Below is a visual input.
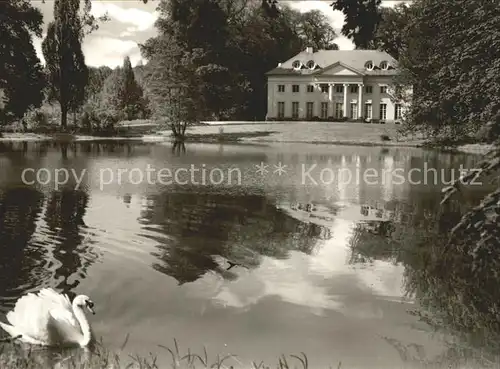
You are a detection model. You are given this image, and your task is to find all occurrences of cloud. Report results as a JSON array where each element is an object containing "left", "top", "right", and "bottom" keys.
[
  {"left": 33, "top": 35, "right": 144, "bottom": 68},
  {"left": 83, "top": 37, "right": 144, "bottom": 68},
  {"left": 91, "top": 2, "right": 158, "bottom": 34},
  {"left": 33, "top": 36, "right": 45, "bottom": 64},
  {"left": 381, "top": 0, "right": 409, "bottom": 7},
  {"left": 208, "top": 218, "right": 407, "bottom": 316},
  {"left": 285, "top": 1, "right": 345, "bottom": 29}
]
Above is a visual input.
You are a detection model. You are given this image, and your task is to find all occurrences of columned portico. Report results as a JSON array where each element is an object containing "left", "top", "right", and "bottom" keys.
[
  {"left": 265, "top": 48, "right": 405, "bottom": 122},
  {"left": 343, "top": 83, "right": 348, "bottom": 117}
]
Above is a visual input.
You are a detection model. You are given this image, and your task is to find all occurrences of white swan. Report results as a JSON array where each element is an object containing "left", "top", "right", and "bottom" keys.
[{"left": 0, "top": 288, "right": 95, "bottom": 347}]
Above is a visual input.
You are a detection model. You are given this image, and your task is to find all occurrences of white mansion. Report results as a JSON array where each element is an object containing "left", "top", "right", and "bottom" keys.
[{"left": 266, "top": 48, "right": 408, "bottom": 123}]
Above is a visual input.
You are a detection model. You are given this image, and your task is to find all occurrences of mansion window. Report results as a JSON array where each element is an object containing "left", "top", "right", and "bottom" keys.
[
  {"left": 277, "top": 102, "right": 285, "bottom": 118},
  {"left": 278, "top": 85, "right": 285, "bottom": 92},
  {"left": 395, "top": 104, "right": 402, "bottom": 120},
  {"left": 321, "top": 102, "right": 328, "bottom": 119},
  {"left": 306, "top": 102, "right": 314, "bottom": 118},
  {"left": 365, "top": 85, "right": 373, "bottom": 94},
  {"left": 335, "top": 103, "right": 343, "bottom": 119},
  {"left": 350, "top": 85, "right": 359, "bottom": 93},
  {"left": 364, "top": 103, "right": 372, "bottom": 119},
  {"left": 321, "top": 84, "right": 329, "bottom": 93},
  {"left": 307, "top": 85, "right": 314, "bottom": 93},
  {"left": 292, "top": 85, "right": 300, "bottom": 93},
  {"left": 350, "top": 103, "right": 358, "bottom": 119},
  {"left": 380, "top": 103, "right": 387, "bottom": 120},
  {"left": 292, "top": 102, "right": 299, "bottom": 118},
  {"left": 335, "top": 85, "right": 344, "bottom": 93},
  {"left": 380, "top": 86, "right": 388, "bottom": 94}
]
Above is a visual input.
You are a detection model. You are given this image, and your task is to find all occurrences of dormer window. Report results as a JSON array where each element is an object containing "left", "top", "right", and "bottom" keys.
[
  {"left": 306, "top": 60, "right": 316, "bottom": 70},
  {"left": 365, "top": 61, "right": 374, "bottom": 71},
  {"left": 292, "top": 60, "right": 302, "bottom": 70},
  {"left": 380, "top": 61, "right": 389, "bottom": 70}
]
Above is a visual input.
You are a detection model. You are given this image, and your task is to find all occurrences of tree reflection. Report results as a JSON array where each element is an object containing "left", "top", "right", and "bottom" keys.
[
  {"left": 44, "top": 189, "right": 99, "bottom": 293},
  {"left": 172, "top": 141, "right": 186, "bottom": 156},
  {"left": 139, "top": 191, "right": 329, "bottom": 284},
  {"left": 0, "top": 188, "right": 45, "bottom": 307},
  {"left": 348, "top": 191, "right": 500, "bottom": 364}
]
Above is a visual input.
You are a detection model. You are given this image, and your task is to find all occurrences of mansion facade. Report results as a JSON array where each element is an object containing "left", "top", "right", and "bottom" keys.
[{"left": 266, "top": 48, "right": 409, "bottom": 123}]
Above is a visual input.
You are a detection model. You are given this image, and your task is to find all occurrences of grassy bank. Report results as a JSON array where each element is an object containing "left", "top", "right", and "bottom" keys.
[
  {"left": 0, "top": 338, "right": 319, "bottom": 369},
  {"left": 0, "top": 121, "right": 494, "bottom": 155},
  {"left": 182, "top": 121, "right": 424, "bottom": 147},
  {"left": 1, "top": 339, "right": 497, "bottom": 369},
  {"left": 183, "top": 131, "right": 277, "bottom": 143}
]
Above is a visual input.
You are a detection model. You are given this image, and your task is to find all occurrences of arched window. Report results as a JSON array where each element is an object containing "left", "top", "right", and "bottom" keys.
[
  {"left": 292, "top": 60, "right": 302, "bottom": 70},
  {"left": 365, "top": 61, "right": 374, "bottom": 71}
]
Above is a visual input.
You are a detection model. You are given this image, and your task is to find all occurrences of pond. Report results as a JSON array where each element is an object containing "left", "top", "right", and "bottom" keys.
[{"left": 0, "top": 140, "right": 496, "bottom": 368}]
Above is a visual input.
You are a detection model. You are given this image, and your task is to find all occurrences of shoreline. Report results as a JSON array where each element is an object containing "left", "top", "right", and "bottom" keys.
[{"left": 0, "top": 132, "right": 494, "bottom": 155}]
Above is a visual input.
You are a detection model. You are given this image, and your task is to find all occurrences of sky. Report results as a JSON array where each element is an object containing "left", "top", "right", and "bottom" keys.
[{"left": 33, "top": 0, "right": 406, "bottom": 69}]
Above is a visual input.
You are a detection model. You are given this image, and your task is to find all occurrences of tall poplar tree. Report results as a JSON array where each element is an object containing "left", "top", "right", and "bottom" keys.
[
  {"left": 118, "top": 56, "right": 145, "bottom": 120},
  {"left": 42, "top": 0, "right": 89, "bottom": 129}
]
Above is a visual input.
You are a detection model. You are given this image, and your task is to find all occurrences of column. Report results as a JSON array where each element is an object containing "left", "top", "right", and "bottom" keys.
[
  {"left": 328, "top": 83, "right": 333, "bottom": 101},
  {"left": 343, "top": 83, "right": 348, "bottom": 117},
  {"left": 358, "top": 83, "right": 363, "bottom": 119}
]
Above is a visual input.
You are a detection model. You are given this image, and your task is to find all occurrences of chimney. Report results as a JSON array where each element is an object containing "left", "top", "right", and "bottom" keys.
[{"left": 306, "top": 46, "right": 313, "bottom": 53}]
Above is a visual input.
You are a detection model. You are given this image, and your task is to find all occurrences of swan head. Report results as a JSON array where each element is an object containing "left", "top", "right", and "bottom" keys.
[{"left": 73, "top": 295, "right": 95, "bottom": 315}]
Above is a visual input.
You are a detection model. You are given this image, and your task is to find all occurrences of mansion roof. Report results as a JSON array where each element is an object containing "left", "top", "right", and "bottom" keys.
[{"left": 266, "top": 49, "right": 398, "bottom": 77}]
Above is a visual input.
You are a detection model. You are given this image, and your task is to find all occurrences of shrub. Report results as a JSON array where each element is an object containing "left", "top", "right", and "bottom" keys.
[
  {"left": 24, "top": 108, "right": 50, "bottom": 131},
  {"left": 380, "top": 134, "right": 391, "bottom": 141}
]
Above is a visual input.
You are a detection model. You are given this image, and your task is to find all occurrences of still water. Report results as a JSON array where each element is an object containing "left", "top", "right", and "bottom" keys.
[{"left": 0, "top": 141, "right": 495, "bottom": 368}]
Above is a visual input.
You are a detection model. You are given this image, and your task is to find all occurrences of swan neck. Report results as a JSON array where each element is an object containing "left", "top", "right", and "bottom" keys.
[{"left": 72, "top": 302, "right": 92, "bottom": 347}]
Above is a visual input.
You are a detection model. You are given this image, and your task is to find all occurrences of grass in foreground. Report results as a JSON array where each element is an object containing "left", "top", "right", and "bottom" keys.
[
  {"left": 0, "top": 337, "right": 317, "bottom": 369},
  {"left": 1, "top": 335, "right": 499, "bottom": 369}
]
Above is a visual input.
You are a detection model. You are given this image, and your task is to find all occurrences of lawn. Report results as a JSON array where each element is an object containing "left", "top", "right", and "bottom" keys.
[{"left": 182, "top": 121, "right": 423, "bottom": 146}]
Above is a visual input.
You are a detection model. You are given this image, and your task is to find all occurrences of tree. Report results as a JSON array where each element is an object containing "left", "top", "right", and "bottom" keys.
[
  {"left": 332, "top": 0, "right": 382, "bottom": 49},
  {"left": 0, "top": 0, "right": 46, "bottom": 125},
  {"left": 223, "top": 5, "right": 303, "bottom": 119},
  {"left": 41, "top": 0, "right": 106, "bottom": 129},
  {"left": 368, "top": 4, "right": 413, "bottom": 60},
  {"left": 42, "top": 0, "right": 90, "bottom": 129},
  {"left": 85, "top": 66, "right": 112, "bottom": 101},
  {"left": 278, "top": 7, "right": 338, "bottom": 51},
  {"left": 398, "top": 0, "right": 500, "bottom": 140},
  {"left": 117, "top": 56, "right": 146, "bottom": 120},
  {"left": 143, "top": 0, "right": 236, "bottom": 131},
  {"left": 143, "top": 35, "right": 202, "bottom": 139},
  {"left": 390, "top": 0, "right": 500, "bottom": 355}
]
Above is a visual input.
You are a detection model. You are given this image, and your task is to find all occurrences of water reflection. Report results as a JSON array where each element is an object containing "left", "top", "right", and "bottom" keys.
[
  {"left": 0, "top": 140, "right": 496, "bottom": 367},
  {"left": 348, "top": 192, "right": 500, "bottom": 365},
  {"left": 139, "top": 192, "right": 330, "bottom": 285},
  {"left": 44, "top": 189, "right": 99, "bottom": 292},
  {"left": 0, "top": 188, "right": 100, "bottom": 310},
  {"left": 0, "top": 188, "right": 45, "bottom": 303}
]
